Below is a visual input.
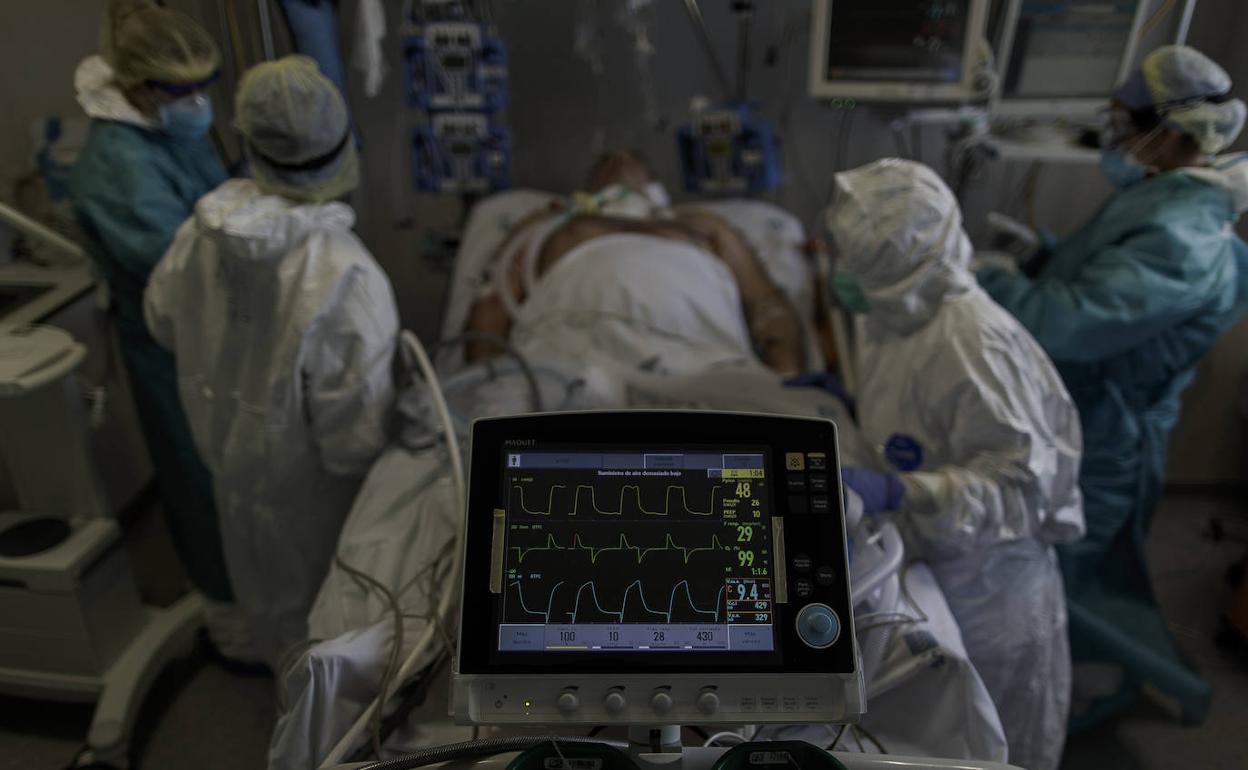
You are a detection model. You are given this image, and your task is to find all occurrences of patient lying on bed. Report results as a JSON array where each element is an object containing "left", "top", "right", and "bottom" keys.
[{"left": 462, "top": 150, "right": 807, "bottom": 375}]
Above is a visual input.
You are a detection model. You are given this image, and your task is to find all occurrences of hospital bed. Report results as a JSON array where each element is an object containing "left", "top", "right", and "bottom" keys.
[{"left": 267, "top": 192, "right": 1007, "bottom": 769}]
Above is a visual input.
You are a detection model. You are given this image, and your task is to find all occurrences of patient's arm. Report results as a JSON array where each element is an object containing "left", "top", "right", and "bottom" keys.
[
  {"left": 464, "top": 206, "right": 559, "bottom": 362},
  {"left": 672, "top": 208, "right": 806, "bottom": 375}
]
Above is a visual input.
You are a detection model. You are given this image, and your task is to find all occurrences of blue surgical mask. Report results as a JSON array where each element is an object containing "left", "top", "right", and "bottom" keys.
[
  {"left": 1098, "top": 146, "right": 1149, "bottom": 189},
  {"left": 831, "top": 271, "right": 870, "bottom": 314},
  {"left": 159, "top": 93, "right": 214, "bottom": 140},
  {"left": 1098, "top": 126, "right": 1164, "bottom": 189}
]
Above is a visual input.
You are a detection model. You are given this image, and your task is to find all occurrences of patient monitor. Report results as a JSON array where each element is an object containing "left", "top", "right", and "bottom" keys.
[
  {"left": 808, "top": 0, "right": 991, "bottom": 104},
  {"left": 990, "top": 0, "right": 1152, "bottom": 120},
  {"left": 452, "top": 411, "right": 865, "bottom": 728}
]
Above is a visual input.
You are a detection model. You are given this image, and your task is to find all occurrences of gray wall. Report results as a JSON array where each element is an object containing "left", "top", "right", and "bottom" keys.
[{"left": 2, "top": 0, "right": 1244, "bottom": 481}]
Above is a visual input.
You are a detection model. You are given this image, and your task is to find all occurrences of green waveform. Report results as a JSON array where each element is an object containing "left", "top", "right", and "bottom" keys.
[
  {"left": 510, "top": 532, "right": 731, "bottom": 564},
  {"left": 511, "top": 483, "right": 724, "bottom": 517}
]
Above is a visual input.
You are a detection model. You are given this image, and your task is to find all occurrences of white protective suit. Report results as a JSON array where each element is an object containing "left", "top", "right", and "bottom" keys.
[
  {"left": 828, "top": 159, "right": 1086, "bottom": 770},
  {"left": 145, "top": 178, "right": 399, "bottom": 666}
]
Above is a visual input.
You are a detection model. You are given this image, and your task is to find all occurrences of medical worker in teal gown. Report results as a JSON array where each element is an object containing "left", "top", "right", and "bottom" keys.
[
  {"left": 70, "top": 1, "right": 246, "bottom": 658},
  {"left": 978, "top": 45, "right": 1248, "bottom": 730}
]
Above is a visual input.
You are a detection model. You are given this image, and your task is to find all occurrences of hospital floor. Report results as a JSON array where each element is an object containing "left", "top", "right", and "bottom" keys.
[{"left": 2, "top": 491, "right": 1246, "bottom": 770}]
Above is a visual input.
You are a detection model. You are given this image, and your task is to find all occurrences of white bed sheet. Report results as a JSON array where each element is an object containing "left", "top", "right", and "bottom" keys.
[{"left": 437, "top": 189, "right": 820, "bottom": 372}]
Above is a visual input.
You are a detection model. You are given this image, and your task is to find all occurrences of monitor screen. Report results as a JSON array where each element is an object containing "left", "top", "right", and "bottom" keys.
[
  {"left": 823, "top": 0, "right": 972, "bottom": 84},
  {"left": 496, "top": 445, "right": 776, "bottom": 655},
  {"left": 1002, "top": 1, "right": 1139, "bottom": 100}
]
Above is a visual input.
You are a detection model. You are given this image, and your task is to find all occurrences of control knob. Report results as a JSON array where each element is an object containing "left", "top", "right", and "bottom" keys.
[
  {"left": 796, "top": 603, "right": 841, "bottom": 649},
  {"left": 556, "top": 689, "right": 580, "bottom": 714},
  {"left": 696, "top": 688, "right": 720, "bottom": 716},
  {"left": 603, "top": 689, "right": 627, "bottom": 715},
  {"left": 650, "top": 689, "right": 673, "bottom": 715}
]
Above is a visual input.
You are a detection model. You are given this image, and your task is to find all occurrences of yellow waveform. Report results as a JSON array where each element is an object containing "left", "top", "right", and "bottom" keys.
[
  {"left": 512, "top": 483, "right": 723, "bottom": 517},
  {"left": 511, "top": 532, "right": 730, "bottom": 564}
]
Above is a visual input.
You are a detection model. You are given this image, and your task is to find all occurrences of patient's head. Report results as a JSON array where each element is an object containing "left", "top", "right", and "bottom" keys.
[{"left": 588, "top": 149, "right": 654, "bottom": 193}]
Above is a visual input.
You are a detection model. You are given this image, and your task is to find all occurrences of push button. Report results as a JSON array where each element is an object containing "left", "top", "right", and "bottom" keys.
[
  {"left": 793, "top": 579, "right": 814, "bottom": 600},
  {"left": 796, "top": 603, "right": 841, "bottom": 649},
  {"left": 810, "top": 496, "right": 831, "bottom": 514},
  {"left": 815, "top": 566, "right": 836, "bottom": 587},
  {"left": 787, "top": 475, "right": 807, "bottom": 492},
  {"left": 791, "top": 553, "right": 812, "bottom": 573},
  {"left": 785, "top": 453, "right": 805, "bottom": 471},
  {"left": 788, "top": 495, "right": 808, "bottom": 514},
  {"left": 807, "top": 453, "right": 827, "bottom": 470},
  {"left": 808, "top": 474, "right": 829, "bottom": 493}
]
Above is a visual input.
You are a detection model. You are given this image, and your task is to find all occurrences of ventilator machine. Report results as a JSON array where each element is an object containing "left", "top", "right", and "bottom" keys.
[{"left": 334, "top": 411, "right": 1018, "bottom": 770}]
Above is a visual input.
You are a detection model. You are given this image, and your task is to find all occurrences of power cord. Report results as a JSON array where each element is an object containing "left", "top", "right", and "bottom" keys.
[{"left": 318, "top": 330, "right": 466, "bottom": 768}]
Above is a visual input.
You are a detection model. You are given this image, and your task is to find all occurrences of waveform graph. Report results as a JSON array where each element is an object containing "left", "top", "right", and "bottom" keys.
[
  {"left": 496, "top": 450, "right": 775, "bottom": 652},
  {"left": 506, "top": 577, "right": 727, "bottom": 625},
  {"left": 499, "top": 517, "right": 774, "bottom": 652},
  {"left": 508, "top": 530, "right": 734, "bottom": 566},
  {"left": 507, "top": 467, "right": 764, "bottom": 522},
  {"left": 502, "top": 522, "right": 737, "bottom": 621}
]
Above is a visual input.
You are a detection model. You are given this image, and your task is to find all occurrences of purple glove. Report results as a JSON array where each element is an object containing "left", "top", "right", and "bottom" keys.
[{"left": 841, "top": 467, "right": 904, "bottom": 514}]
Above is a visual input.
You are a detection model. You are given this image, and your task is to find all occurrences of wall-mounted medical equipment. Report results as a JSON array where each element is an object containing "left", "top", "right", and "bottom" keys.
[
  {"left": 404, "top": 21, "right": 508, "bottom": 112},
  {"left": 677, "top": 103, "right": 782, "bottom": 196},
  {"left": 452, "top": 411, "right": 864, "bottom": 726},
  {"left": 989, "top": 0, "right": 1156, "bottom": 120},
  {"left": 412, "top": 112, "right": 511, "bottom": 194},
  {"left": 403, "top": 2, "right": 511, "bottom": 195},
  {"left": 808, "top": 0, "right": 993, "bottom": 104}
]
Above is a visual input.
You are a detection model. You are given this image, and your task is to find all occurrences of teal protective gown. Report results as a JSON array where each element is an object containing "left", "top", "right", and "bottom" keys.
[
  {"left": 70, "top": 116, "right": 232, "bottom": 602},
  {"left": 978, "top": 156, "right": 1248, "bottom": 730}
]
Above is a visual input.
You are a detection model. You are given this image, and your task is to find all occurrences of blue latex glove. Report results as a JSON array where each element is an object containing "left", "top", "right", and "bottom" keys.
[
  {"left": 841, "top": 467, "right": 904, "bottom": 514},
  {"left": 783, "top": 372, "right": 857, "bottom": 421}
]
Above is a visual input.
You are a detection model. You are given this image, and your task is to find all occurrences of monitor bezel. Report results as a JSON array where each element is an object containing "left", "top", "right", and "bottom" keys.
[{"left": 455, "top": 411, "right": 856, "bottom": 677}]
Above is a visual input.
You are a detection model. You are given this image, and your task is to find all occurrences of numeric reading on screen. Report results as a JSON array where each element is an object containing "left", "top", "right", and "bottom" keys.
[{"left": 497, "top": 448, "right": 775, "bottom": 652}]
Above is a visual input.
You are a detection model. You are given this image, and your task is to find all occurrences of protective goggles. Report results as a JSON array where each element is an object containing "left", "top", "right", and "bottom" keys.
[
  {"left": 1115, "top": 89, "right": 1233, "bottom": 135},
  {"left": 147, "top": 70, "right": 222, "bottom": 96}
]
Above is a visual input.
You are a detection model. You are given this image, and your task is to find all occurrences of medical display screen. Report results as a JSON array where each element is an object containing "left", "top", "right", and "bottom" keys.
[
  {"left": 824, "top": 1, "right": 970, "bottom": 84},
  {"left": 496, "top": 446, "right": 775, "bottom": 654},
  {"left": 1002, "top": 1, "right": 1138, "bottom": 99}
]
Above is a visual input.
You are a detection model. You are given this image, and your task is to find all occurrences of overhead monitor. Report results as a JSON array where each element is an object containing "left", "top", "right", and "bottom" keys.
[
  {"left": 991, "top": 0, "right": 1150, "bottom": 119},
  {"left": 809, "top": 0, "right": 991, "bottom": 103},
  {"left": 452, "top": 412, "right": 864, "bottom": 726}
]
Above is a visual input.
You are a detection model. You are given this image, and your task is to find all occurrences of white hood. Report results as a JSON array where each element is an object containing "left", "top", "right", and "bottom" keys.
[
  {"left": 74, "top": 55, "right": 153, "bottom": 128},
  {"left": 192, "top": 179, "right": 357, "bottom": 262},
  {"left": 825, "top": 158, "right": 976, "bottom": 336},
  {"left": 1182, "top": 152, "right": 1248, "bottom": 214}
]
